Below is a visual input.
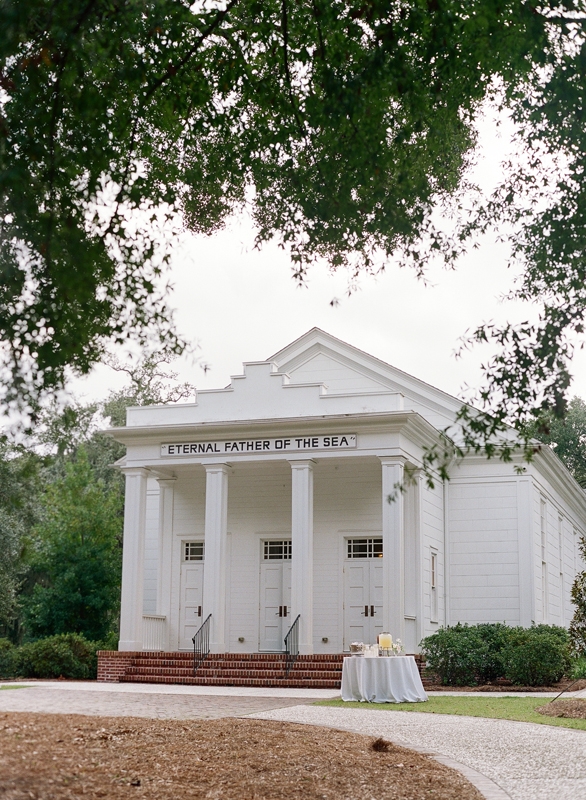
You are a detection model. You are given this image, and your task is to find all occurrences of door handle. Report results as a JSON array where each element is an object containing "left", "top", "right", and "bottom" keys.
[
  {"left": 362, "top": 605, "right": 369, "bottom": 617},
  {"left": 371, "top": 605, "right": 375, "bottom": 616},
  {"left": 197, "top": 606, "right": 202, "bottom": 617},
  {"left": 276, "top": 606, "right": 283, "bottom": 617},
  {"left": 283, "top": 605, "right": 287, "bottom": 617}
]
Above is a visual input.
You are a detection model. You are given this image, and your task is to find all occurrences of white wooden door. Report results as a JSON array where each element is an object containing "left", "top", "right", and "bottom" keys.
[
  {"left": 259, "top": 547, "right": 292, "bottom": 652},
  {"left": 179, "top": 562, "right": 204, "bottom": 649},
  {"left": 344, "top": 562, "right": 371, "bottom": 645},
  {"left": 343, "top": 537, "right": 384, "bottom": 649}
]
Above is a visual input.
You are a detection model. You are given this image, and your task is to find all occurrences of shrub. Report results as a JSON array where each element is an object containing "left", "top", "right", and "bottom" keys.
[
  {"left": 420, "top": 624, "right": 489, "bottom": 686},
  {"left": 569, "top": 656, "right": 586, "bottom": 681},
  {"left": 473, "top": 623, "right": 512, "bottom": 683},
  {"left": 0, "top": 638, "right": 16, "bottom": 678},
  {"left": 15, "top": 633, "right": 99, "bottom": 680},
  {"left": 501, "top": 629, "right": 569, "bottom": 686},
  {"left": 528, "top": 624, "right": 570, "bottom": 645}
]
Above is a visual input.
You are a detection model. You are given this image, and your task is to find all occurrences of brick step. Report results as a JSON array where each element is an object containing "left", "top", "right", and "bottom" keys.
[
  {"left": 131, "top": 655, "right": 344, "bottom": 664},
  {"left": 128, "top": 659, "right": 342, "bottom": 672},
  {"left": 125, "top": 666, "right": 342, "bottom": 680},
  {"left": 121, "top": 674, "right": 341, "bottom": 688}
]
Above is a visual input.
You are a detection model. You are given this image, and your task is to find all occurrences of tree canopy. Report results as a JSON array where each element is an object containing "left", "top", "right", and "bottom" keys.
[{"left": 2, "top": 1, "right": 586, "bottom": 442}]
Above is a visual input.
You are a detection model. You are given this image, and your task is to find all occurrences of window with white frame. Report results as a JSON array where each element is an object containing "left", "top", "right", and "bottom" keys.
[
  {"left": 347, "top": 538, "right": 383, "bottom": 559},
  {"left": 263, "top": 540, "right": 292, "bottom": 560},
  {"left": 430, "top": 549, "right": 438, "bottom": 623},
  {"left": 184, "top": 541, "right": 204, "bottom": 561}
]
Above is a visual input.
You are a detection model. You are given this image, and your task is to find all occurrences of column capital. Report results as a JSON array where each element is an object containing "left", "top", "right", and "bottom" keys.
[
  {"left": 203, "top": 462, "right": 232, "bottom": 474},
  {"left": 287, "top": 458, "right": 316, "bottom": 469},
  {"left": 156, "top": 476, "right": 177, "bottom": 487},
  {"left": 379, "top": 456, "right": 407, "bottom": 468},
  {"left": 121, "top": 466, "right": 150, "bottom": 478}
]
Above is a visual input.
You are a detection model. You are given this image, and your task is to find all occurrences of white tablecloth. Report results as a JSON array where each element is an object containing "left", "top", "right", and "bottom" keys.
[{"left": 341, "top": 655, "right": 428, "bottom": 703}]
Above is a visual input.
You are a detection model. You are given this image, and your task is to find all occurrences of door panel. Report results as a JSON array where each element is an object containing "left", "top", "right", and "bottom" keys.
[
  {"left": 259, "top": 561, "right": 291, "bottom": 651},
  {"left": 344, "top": 564, "right": 370, "bottom": 645},
  {"left": 343, "top": 557, "right": 384, "bottom": 649},
  {"left": 259, "top": 563, "right": 283, "bottom": 651},
  {"left": 179, "top": 563, "right": 204, "bottom": 649}
]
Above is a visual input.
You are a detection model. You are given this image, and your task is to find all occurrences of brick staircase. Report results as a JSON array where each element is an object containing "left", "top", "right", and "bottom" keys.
[
  {"left": 97, "top": 651, "right": 428, "bottom": 689},
  {"left": 99, "top": 651, "right": 342, "bottom": 688}
]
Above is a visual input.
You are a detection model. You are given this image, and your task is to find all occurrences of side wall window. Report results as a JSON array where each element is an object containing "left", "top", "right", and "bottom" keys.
[
  {"left": 540, "top": 498, "right": 548, "bottom": 622},
  {"left": 430, "top": 549, "right": 438, "bottom": 623}
]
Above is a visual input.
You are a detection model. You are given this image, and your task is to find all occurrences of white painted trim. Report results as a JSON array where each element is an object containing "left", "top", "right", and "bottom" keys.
[
  {"left": 202, "top": 464, "right": 231, "bottom": 653},
  {"left": 289, "top": 459, "right": 315, "bottom": 654},
  {"left": 380, "top": 458, "right": 405, "bottom": 640},
  {"left": 517, "top": 477, "right": 535, "bottom": 627},
  {"left": 443, "top": 477, "right": 450, "bottom": 627},
  {"left": 119, "top": 467, "right": 149, "bottom": 651}
]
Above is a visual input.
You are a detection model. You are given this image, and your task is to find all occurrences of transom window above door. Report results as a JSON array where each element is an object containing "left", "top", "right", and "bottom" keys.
[
  {"left": 347, "top": 538, "right": 383, "bottom": 559},
  {"left": 184, "top": 541, "right": 204, "bottom": 561},
  {"left": 263, "top": 540, "right": 292, "bottom": 560}
]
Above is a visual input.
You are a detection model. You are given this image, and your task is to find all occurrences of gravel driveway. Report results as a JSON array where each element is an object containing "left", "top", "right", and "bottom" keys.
[{"left": 251, "top": 704, "right": 586, "bottom": 800}]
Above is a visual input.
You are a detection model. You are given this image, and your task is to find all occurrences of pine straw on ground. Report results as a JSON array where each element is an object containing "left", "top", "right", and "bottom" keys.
[
  {"left": 536, "top": 699, "right": 586, "bottom": 720},
  {"left": 0, "top": 713, "right": 483, "bottom": 800}
]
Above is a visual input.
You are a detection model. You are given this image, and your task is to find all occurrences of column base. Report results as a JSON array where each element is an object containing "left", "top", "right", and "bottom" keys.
[
  {"left": 210, "top": 642, "right": 227, "bottom": 654},
  {"left": 299, "top": 644, "right": 314, "bottom": 656},
  {"left": 118, "top": 640, "right": 143, "bottom": 652}
]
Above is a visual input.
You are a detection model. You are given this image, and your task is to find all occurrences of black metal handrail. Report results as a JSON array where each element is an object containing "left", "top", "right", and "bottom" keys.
[
  {"left": 283, "top": 614, "right": 301, "bottom": 677},
  {"left": 192, "top": 613, "right": 211, "bottom": 675}
]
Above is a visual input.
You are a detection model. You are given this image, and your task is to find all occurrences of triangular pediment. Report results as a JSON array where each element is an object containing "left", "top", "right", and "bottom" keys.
[
  {"left": 270, "top": 328, "right": 463, "bottom": 427},
  {"left": 279, "top": 346, "right": 391, "bottom": 395}
]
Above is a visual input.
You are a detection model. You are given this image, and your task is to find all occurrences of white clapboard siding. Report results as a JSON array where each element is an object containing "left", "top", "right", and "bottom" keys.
[
  {"left": 287, "top": 351, "right": 389, "bottom": 394},
  {"left": 448, "top": 479, "right": 520, "bottom": 625}
]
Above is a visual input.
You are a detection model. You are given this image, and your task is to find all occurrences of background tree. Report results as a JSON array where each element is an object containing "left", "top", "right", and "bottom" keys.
[
  {"left": 0, "top": 441, "right": 41, "bottom": 637},
  {"left": 527, "top": 398, "right": 586, "bottom": 489},
  {"left": 1, "top": 349, "right": 195, "bottom": 643},
  {"left": 2, "top": 0, "right": 586, "bottom": 446},
  {"left": 21, "top": 448, "right": 122, "bottom": 642}
]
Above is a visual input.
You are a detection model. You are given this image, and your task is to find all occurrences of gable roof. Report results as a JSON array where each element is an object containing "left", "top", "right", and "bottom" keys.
[{"left": 269, "top": 327, "right": 463, "bottom": 429}]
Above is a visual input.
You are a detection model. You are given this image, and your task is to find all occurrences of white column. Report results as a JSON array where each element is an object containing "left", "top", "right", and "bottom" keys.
[
  {"left": 156, "top": 477, "right": 176, "bottom": 650},
  {"left": 289, "top": 459, "right": 315, "bottom": 655},
  {"left": 380, "top": 458, "right": 405, "bottom": 641},
  {"left": 119, "top": 467, "right": 149, "bottom": 651},
  {"left": 202, "top": 464, "right": 230, "bottom": 653}
]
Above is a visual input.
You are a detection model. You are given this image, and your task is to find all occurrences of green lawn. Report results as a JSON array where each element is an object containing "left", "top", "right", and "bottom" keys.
[
  {"left": 316, "top": 695, "right": 586, "bottom": 731},
  {"left": 0, "top": 684, "right": 29, "bottom": 690}
]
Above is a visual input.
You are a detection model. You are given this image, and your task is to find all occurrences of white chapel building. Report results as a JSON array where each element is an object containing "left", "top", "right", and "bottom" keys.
[{"left": 110, "top": 329, "right": 585, "bottom": 657}]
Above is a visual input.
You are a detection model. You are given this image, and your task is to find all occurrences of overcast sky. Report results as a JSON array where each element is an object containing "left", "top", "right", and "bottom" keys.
[{"left": 71, "top": 107, "right": 586, "bottom": 409}]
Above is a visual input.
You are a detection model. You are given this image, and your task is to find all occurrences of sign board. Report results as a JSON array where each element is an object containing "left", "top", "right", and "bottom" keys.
[{"left": 161, "top": 434, "right": 357, "bottom": 457}]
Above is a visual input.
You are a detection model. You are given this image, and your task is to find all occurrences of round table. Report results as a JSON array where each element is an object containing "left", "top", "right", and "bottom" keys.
[{"left": 341, "top": 655, "right": 428, "bottom": 703}]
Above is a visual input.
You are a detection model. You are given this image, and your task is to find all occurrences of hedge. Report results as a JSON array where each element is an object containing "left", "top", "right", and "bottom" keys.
[{"left": 420, "top": 623, "right": 571, "bottom": 686}]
